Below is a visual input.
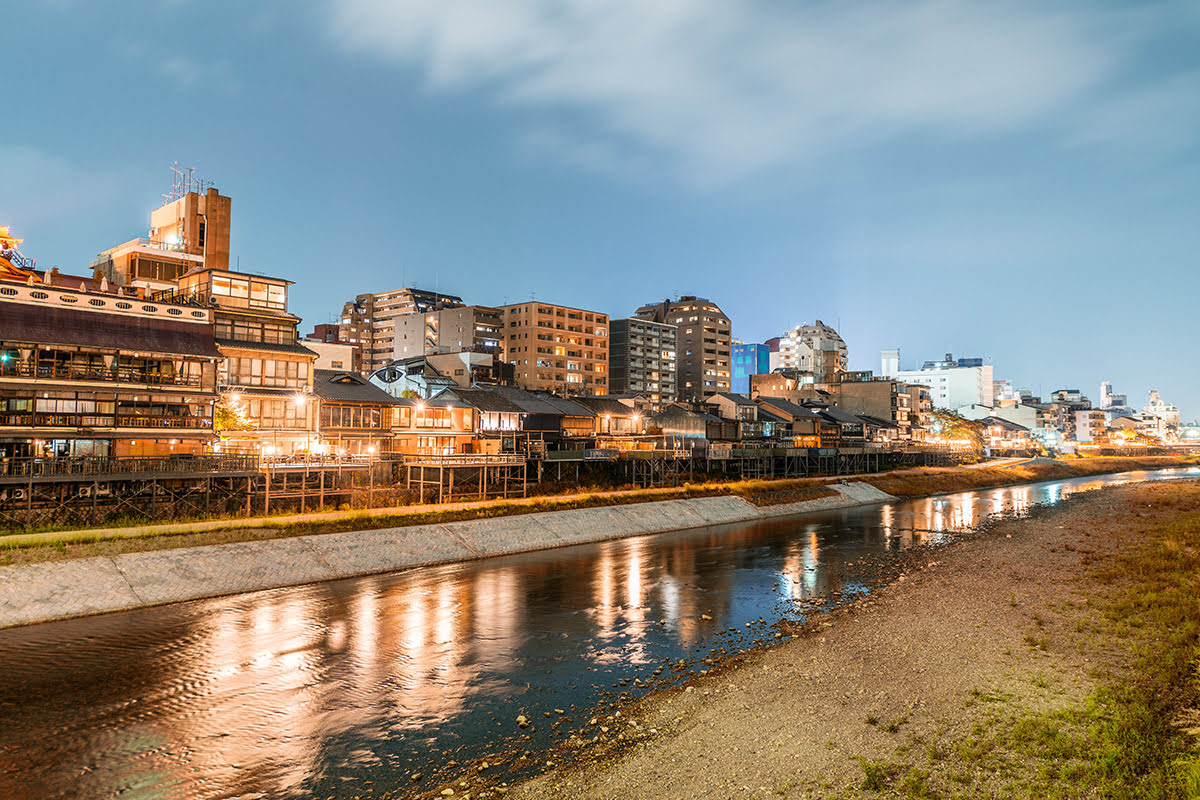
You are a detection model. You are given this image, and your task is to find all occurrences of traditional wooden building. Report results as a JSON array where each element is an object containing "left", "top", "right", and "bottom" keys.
[{"left": 0, "top": 276, "right": 221, "bottom": 460}]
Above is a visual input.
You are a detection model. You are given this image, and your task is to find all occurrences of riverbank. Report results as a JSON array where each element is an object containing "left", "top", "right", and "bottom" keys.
[
  {"left": 502, "top": 478, "right": 1200, "bottom": 799},
  {"left": 1, "top": 455, "right": 1186, "bottom": 566},
  {"left": 0, "top": 482, "right": 891, "bottom": 629},
  {"left": 0, "top": 456, "right": 1188, "bottom": 629}
]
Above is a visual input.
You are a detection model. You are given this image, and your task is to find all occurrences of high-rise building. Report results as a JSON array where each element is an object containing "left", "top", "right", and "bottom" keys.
[
  {"left": 634, "top": 296, "right": 731, "bottom": 403},
  {"left": 731, "top": 343, "right": 770, "bottom": 395},
  {"left": 776, "top": 321, "right": 847, "bottom": 385},
  {"left": 338, "top": 288, "right": 464, "bottom": 376},
  {"left": 498, "top": 301, "right": 609, "bottom": 395},
  {"left": 609, "top": 317, "right": 677, "bottom": 408}
]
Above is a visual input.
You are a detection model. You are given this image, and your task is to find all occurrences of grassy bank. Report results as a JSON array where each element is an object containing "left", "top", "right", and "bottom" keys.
[
  {"left": 862, "top": 479, "right": 1200, "bottom": 799},
  {"left": 2, "top": 455, "right": 1191, "bottom": 570},
  {"left": 0, "top": 478, "right": 838, "bottom": 566},
  {"left": 863, "top": 454, "right": 1194, "bottom": 498}
]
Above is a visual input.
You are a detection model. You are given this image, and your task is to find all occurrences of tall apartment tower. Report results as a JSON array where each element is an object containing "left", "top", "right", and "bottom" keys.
[
  {"left": 634, "top": 296, "right": 731, "bottom": 403},
  {"left": 338, "top": 288, "right": 465, "bottom": 376},
  {"left": 609, "top": 317, "right": 678, "bottom": 408},
  {"left": 497, "top": 301, "right": 609, "bottom": 396}
]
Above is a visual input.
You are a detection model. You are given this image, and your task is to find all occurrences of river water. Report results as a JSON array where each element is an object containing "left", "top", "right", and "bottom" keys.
[{"left": 0, "top": 468, "right": 1194, "bottom": 799}]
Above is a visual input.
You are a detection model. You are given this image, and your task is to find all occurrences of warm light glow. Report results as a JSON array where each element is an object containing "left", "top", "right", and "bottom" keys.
[{"left": 293, "top": 393, "right": 307, "bottom": 407}]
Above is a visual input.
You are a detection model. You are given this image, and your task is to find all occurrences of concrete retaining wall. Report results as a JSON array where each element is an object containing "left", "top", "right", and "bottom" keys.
[{"left": 0, "top": 483, "right": 894, "bottom": 629}]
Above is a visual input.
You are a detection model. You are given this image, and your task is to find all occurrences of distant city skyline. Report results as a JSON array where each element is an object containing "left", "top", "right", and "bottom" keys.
[{"left": 4, "top": 1, "right": 1198, "bottom": 417}]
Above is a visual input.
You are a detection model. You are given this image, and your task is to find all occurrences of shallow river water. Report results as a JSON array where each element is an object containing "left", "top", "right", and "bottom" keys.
[{"left": 1, "top": 468, "right": 1194, "bottom": 799}]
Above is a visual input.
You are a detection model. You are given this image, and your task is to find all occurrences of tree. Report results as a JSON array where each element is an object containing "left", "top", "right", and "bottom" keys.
[
  {"left": 928, "top": 409, "right": 985, "bottom": 452},
  {"left": 214, "top": 397, "right": 255, "bottom": 431},
  {"left": 400, "top": 389, "right": 419, "bottom": 399}
]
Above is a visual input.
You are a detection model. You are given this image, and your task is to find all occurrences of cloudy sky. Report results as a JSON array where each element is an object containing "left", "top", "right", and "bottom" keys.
[{"left": 4, "top": 1, "right": 1199, "bottom": 414}]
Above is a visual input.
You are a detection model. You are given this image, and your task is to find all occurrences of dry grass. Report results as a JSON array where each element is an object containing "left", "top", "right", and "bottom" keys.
[
  {"left": 864, "top": 455, "right": 1194, "bottom": 498},
  {"left": 0, "top": 478, "right": 838, "bottom": 566}
]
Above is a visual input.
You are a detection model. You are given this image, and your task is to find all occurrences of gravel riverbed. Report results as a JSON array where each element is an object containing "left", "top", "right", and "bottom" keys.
[{"left": 495, "top": 479, "right": 1196, "bottom": 799}]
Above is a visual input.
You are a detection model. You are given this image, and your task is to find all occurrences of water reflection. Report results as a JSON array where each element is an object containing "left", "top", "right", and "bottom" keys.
[{"left": 0, "top": 468, "right": 1193, "bottom": 799}]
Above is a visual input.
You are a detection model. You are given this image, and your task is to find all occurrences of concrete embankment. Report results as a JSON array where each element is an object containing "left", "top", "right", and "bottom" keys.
[{"left": 0, "top": 482, "right": 894, "bottom": 629}]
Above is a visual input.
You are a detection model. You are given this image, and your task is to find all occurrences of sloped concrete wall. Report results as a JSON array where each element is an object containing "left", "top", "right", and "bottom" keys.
[{"left": 0, "top": 484, "right": 893, "bottom": 628}]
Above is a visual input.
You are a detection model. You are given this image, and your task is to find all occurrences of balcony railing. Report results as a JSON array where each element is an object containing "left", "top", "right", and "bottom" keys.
[
  {"left": 0, "top": 362, "right": 206, "bottom": 388},
  {"left": 0, "top": 454, "right": 257, "bottom": 479},
  {"left": 0, "top": 413, "right": 210, "bottom": 430}
]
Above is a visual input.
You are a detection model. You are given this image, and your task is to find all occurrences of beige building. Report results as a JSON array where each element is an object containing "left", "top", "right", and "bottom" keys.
[
  {"left": 338, "top": 287, "right": 465, "bottom": 375},
  {"left": 634, "top": 296, "right": 731, "bottom": 402},
  {"left": 91, "top": 187, "right": 232, "bottom": 291},
  {"left": 392, "top": 305, "right": 504, "bottom": 360},
  {"left": 498, "top": 301, "right": 609, "bottom": 395}
]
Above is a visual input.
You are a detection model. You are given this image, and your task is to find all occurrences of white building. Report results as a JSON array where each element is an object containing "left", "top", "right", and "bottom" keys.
[
  {"left": 772, "top": 321, "right": 847, "bottom": 383},
  {"left": 1141, "top": 390, "right": 1181, "bottom": 439},
  {"left": 1074, "top": 409, "right": 1108, "bottom": 443},
  {"left": 882, "top": 351, "right": 994, "bottom": 410}
]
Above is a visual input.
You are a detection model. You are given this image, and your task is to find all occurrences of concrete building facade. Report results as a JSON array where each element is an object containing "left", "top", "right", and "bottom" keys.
[
  {"left": 338, "top": 288, "right": 464, "bottom": 376},
  {"left": 775, "top": 321, "right": 848, "bottom": 385},
  {"left": 883, "top": 351, "right": 994, "bottom": 410},
  {"left": 609, "top": 317, "right": 677, "bottom": 408},
  {"left": 498, "top": 301, "right": 609, "bottom": 396},
  {"left": 635, "top": 296, "right": 731, "bottom": 403},
  {"left": 391, "top": 305, "right": 504, "bottom": 361}
]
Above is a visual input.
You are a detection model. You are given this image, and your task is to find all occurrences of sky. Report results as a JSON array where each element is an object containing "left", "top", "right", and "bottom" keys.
[{"left": 4, "top": 1, "right": 1199, "bottom": 416}]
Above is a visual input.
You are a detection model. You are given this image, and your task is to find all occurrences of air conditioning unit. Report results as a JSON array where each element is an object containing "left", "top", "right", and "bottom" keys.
[
  {"left": 79, "top": 486, "right": 93, "bottom": 498},
  {"left": 12, "top": 488, "right": 27, "bottom": 501}
]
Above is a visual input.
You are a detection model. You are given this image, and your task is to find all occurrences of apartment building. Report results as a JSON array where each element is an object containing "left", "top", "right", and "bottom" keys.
[
  {"left": 391, "top": 304, "right": 503, "bottom": 360},
  {"left": 338, "top": 287, "right": 464, "bottom": 375},
  {"left": 609, "top": 317, "right": 677, "bottom": 408},
  {"left": 498, "top": 301, "right": 609, "bottom": 396},
  {"left": 634, "top": 296, "right": 730, "bottom": 403},
  {"left": 772, "top": 321, "right": 847, "bottom": 383}
]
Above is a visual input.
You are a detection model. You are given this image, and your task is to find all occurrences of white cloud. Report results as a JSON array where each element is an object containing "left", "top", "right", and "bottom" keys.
[{"left": 325, "top": 1, "right": 1187, "bottom": 182}]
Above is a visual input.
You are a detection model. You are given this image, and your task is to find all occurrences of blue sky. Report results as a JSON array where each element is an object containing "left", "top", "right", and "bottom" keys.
[{"left": 4, "top": 1, "right": 1199, "bottom": 415}]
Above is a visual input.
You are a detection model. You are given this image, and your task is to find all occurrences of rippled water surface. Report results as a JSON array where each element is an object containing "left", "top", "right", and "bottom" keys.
[{"left": 0, "top": 468, "right": 1194, "bottom": 799}]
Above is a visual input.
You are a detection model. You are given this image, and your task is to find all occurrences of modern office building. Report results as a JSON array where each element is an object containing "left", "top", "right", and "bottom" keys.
[
  {"left": 497, "top": 301, "right": 609, "bottom": 395},
  {"left": 731, "top": 342, "right": 770, "bottom": 395},
  {"left": 338, "top": 287, "right": 465, "bottom": 375},
  {"left": 609, "top": 317, "right": 677, "bottom": 408},
  {"left": 634, "top": 296, "right": 731, "bottom": 403}
]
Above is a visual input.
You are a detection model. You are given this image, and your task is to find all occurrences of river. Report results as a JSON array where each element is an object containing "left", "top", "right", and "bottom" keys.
[{"left": 0, "top": 468, "right": 1194, "bottom": 799}]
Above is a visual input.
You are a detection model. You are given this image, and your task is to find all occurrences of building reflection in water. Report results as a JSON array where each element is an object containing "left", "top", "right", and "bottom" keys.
[{"left": 0, "top": 470, "right": 1181, "bottom": 800}]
